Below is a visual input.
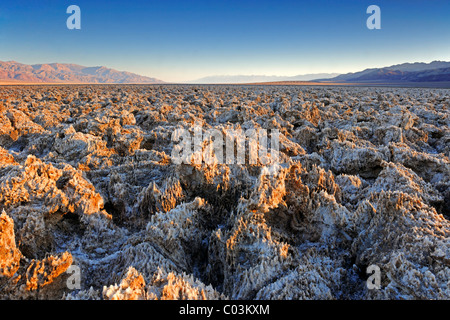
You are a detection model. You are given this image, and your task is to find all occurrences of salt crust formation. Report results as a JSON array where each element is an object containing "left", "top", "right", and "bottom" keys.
[{"left": 0, "top": 85, "right": 448, "bottom": 300}]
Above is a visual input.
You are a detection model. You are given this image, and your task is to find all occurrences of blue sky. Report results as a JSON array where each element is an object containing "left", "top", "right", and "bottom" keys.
[{"left": 0, "top": 0, "right": 450, "bottom": 82}]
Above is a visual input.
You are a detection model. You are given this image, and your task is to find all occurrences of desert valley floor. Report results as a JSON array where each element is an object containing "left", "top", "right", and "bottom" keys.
[{"left": 0, "top": 84, "right": 449, "bottom": 300}]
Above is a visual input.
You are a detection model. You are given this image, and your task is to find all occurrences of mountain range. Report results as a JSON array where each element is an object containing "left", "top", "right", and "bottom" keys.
[
  {"left": 0, "top": 61, "right": 164, "bottom": 84},
  {"left": 325, "top": 61, "right": 450, "bottom": 83},
  {"left": 1, "top": 60, "right": 450, "bottom": 85},
  {"left": 187, "top": 61, "right": 450, "bottom": 84}
]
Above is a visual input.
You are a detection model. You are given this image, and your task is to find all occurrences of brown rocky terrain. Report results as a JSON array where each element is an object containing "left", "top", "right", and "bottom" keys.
[{"left": 0, "top": 84, "right": 448, "bottom": 300}]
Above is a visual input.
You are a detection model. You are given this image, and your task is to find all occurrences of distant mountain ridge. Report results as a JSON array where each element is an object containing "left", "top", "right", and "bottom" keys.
[
  {"left": 0, "top": 61, "right": 164, "bottom": 84},
  {"left": 2, "top": 59, "right": 449, "bottom": 85},
  {"left": 188, "top": 73, "right": 341, "bottom": 84},
  {"left": 328, "top": 61, "right": 450, "bottom": 83}
]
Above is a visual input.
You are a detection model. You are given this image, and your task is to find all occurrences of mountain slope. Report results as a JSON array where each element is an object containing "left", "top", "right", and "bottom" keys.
[
  {"left": 329, "top": 61, "right": 450, "bottom": 83},
  {"left": 0, "top": 61, "right": 164, "bottom": 84}
]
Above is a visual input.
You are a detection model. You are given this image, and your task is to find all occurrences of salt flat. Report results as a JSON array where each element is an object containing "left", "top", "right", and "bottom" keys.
[{"left": 0, "top": 84, "right": 448, "bottom": 300}]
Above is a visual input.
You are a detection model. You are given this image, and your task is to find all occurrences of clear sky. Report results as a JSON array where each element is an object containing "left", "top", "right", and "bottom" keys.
[{"left": 1, "top": 0, "right": 450, "bottom": 82}]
